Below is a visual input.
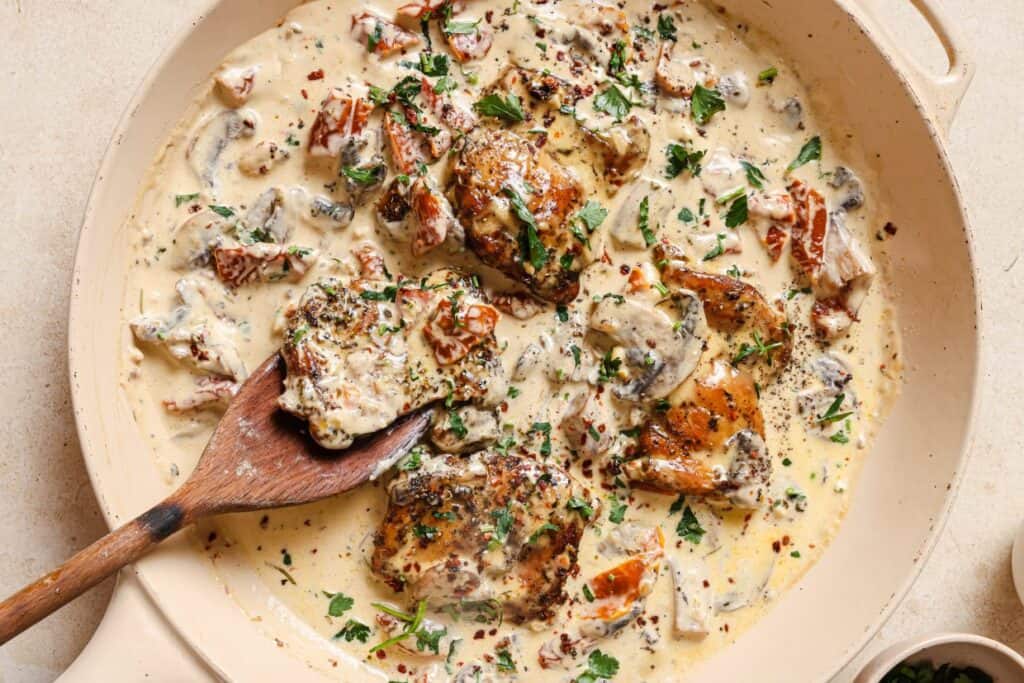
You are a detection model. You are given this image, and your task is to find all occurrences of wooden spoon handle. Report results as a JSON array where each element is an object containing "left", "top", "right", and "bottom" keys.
[{"left": 0, "top": 498, "right": 190, "bottom": 644}]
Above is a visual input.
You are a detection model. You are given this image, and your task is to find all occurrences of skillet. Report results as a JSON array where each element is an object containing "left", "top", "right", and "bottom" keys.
[{"left": 67, "top": 0, "right": 978, "bottom": 679}]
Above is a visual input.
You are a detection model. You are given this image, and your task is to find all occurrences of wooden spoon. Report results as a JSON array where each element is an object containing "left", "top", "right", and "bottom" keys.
[{"left": 0, "top": 354, "right": 431, "bottom": 644}]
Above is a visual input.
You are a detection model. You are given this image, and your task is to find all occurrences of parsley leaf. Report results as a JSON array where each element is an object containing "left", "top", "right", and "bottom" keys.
[
  {"left": 366, "top": 21, "right": 383, "bottom": 53},
  {"left": 448, "top": 411, "right": 468, "bottom": 438},
  {"left": 725, "top": 193, "right": 749, "bottom": 228},
  {"left": 678, "top": 206, "right": 695, "bottom": 223},
  {"left": 567, "top": 496, "right": 594, "bottom": 519},
  {"left": 576, "top": 200, "right": 609, "bottom": 231},
  {"left": 208, "top": 204, "right": 235, "bottom": 218},
  {"left": 444, "top": 18, "right": 481, "bottom": 35},
  {"left": 488, "top": 506, "right": 515, "bottom": 549},
  {"left": 598, "top": 350, "right": 622, "bottom": 383},
  {"left": 531, "top": 421, "right": 552, "bottom": 457},
  {"left": 676, "top": 505, "right": 705, "bottom": 544},
  {"left": 577, "top": 649, "right": 620, "bottom": 683},
  {"left": 504, "top": 186, "right": 548, "bottom": 270},
  {"left": 741, "top": 160, "right": 767, "bottom": 189},
  {"left": 417, "top": 51, "right": 449, "bottom": 77},
  {"left": 528, "top": 522, "right": 560, "bottom": 544},
  {"left": 473, "top": 93, "right": 525, "bottom": 122},
  {"left": 398, "top": 448, "right": 422, "bottom": 471},
  {"left": 787, "top": 135, "right": 822, "bottom": 173},
  {"left": 175, "top": 192, "right": 199, "bottom": 207},
  {"left": 496, "top": 649, "right": 517, "bottom": 672},
  {"left": 334, "top": 619, "right": 371, "bottom": 642},
  {"left": 326, "top": 592, "right": 355, "bottom": 617},
  {"left": 415, "top": 626, "right": 446, "bottom": 654},
  {"left": 758, "top": 66, "right": 779, "bottom": 84},
  {"left": 360, "top": 286, "right": 398, "bottom": 301},
  {"left": 702, "top": 233, "right": 727, "bottom": 261},
  {"left": 665, "top": 142, "right": 704, "bottom": 178},
  {"left": 594, "top": 84, "right": 632, "bottom": 121},
  {"left": 690, "top": 84, "right": 726, "bottom": 125},
  {"left": 658, "top": 14, "right": 677, "bottom": 41},
  {"left": 608, "top": 496, "right": 627, "bottom": 524},
  {"left": 342, "top": 164, "right": 385, "bottom": 186},
  {"left": 413, "top": 523, "right": 440, "bottom": 541},
  {"left": 638, "top": 196, "right": 656, "bottom": 246}
]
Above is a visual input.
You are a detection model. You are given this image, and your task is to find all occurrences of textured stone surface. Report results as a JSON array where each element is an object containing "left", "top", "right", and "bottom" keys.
[{"left": 0, "top": 0, "right": 1020, "bottom": 680}]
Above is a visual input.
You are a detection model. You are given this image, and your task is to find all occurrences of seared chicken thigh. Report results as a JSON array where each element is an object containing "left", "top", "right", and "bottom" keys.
[
  {"left": 371, "top": 451, "right": 593, "bottom": 623},
  {"left": 451, "top": 128, "right": 585, "bottom": 303},
  {"left": 279, "top": 262, "right": 505, "bottom": 449}
]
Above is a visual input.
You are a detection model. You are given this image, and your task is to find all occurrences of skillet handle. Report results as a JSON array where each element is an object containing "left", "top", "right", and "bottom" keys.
[
  {"left": 852, "top": 0, "right": 975, "bottom": 136},
  {"left": 0, "top": 498, "right": 190, "bottom": 644}
]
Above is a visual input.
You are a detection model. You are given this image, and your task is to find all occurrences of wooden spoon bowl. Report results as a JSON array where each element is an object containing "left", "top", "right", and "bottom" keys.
[{"left": 0, "top": 354, "right": 430, "bottom": 643}]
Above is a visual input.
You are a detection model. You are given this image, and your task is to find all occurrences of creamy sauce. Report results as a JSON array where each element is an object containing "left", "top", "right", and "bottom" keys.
[{"left": 120, "top": 0, "right": 901, "bottom": 680}]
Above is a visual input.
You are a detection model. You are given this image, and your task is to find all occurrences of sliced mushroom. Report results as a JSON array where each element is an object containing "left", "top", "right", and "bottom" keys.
[
  {"left": 610, "top": 178, "right": 675, "bottom": 250},
  {"left": 187, "top": 109, "right": 258, "bottom": 192},
  {"left": 308, "top": 194, "right": 355, "bottom": 231},
  {"left": 771, "top": 96, "right": 803, "bottom": 130},
  {"left": 163, "top": 376, "right": 239, "bottom": 413},
  {"left": 561, "top": 388, "right": 615, "bottom": 457},
  {"left": 238, "top": 140, "right": 290, "bottom": 176},
  {"left": 244, "top": 187, "right": 290, "bottom": 243},
  {"left": 829, "top": 166, "right": 865, "bottom": 211},
  {"left": 717, "top": 72, "right": 750, "bottom": 107},
  {"left": 169, "top": 210, "right": 230, "bottom": 270},
  {"left": 589, "top": 291, "right": 706, "bottom": 401},
  {"left": 715, "top": 429, "right": 772, "bottom": 509},
  {"left": 796, "top": 354, "right": 859, "bottom": 441},
  {"left": 581, "top": 117, "right": 651, "bottom": 190},
  {"left": 130, "top": 278, "right": 246, "bottom": 381},
  {"left": 214, "top": 65, "right": 258, "bottom": 107}
]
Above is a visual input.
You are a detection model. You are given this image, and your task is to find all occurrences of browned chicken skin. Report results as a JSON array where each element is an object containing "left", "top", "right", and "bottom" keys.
[
  {"left": 624, "top": 359, "right": 768, "bottom": 500},
  {"left": 372, "top": 451, "right": 592, "bottom": 623},
  {"left": 450, "top": 128, "right": 585, "bottom": 303},
  {"left": 660, "top": 258, "right": 791, "bottom": 372}
]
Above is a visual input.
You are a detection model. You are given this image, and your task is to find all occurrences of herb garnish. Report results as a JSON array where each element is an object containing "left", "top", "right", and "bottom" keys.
[
  {"left": 818, "top": 393, "right": 853, "bottom": 425},
  {"left": 567, "top": 496, "right": 594, "bottom": 519},
  {"left": 503, "top": 186, "right": 548, "bottom": 270},
  {"left": 657, "top": 14, "right": 677, "bottom": 41},
  {"left": 665, "top": 142, "right": 704, "bottom": 178},
  {"left": 702, "top": 233, "right": 727, "bottom": 261},
  {"left": 676, "top": 505, "right": 705, "bottom": 544},
  {"left": 324, "top": 591, "right": 355, "bottom": 617},
  {"left": 787, "top": 135, "right": 822, "bottom": 172},
  {"left": 741, "top": 160, "right": 767, "bottom": 189},
  {"left": 576, "top": 649, "right": 620, "bottom": 683},
  {"left": 473, "top": 93, "right": 525, "bottom": 121},
  {"left": 342, "top": 164, "right": 385, "bottom": 186},
  {"left": 334, "top": 619, "right": 371, "bottom": 642},
  {"left": 690, "top": 84, "right": 726, "bottom": 125},
  {"left": 175, "top": 193, "right": 199, "bottom": 207},
  {"left": 594, "top": 84, "right": 633, "bottom": 121}
]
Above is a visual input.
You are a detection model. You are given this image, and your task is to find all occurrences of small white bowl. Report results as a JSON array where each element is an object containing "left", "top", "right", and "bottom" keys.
[{"left": 854, "top": 633, "right": 1024, "bottom": 683}]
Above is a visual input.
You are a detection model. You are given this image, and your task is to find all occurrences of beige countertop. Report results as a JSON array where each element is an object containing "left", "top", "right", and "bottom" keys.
[{"left": 0, "top": 0, "right": 1021, "bottom": 680}]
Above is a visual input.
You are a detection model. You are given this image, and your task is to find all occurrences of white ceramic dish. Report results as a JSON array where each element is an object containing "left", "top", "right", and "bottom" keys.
[
  {"left": 854, "top": 633, "right": 1024, "bottom": 683},
  {"left": 66, "top": 0, "right": 980, "bottom": 680}
]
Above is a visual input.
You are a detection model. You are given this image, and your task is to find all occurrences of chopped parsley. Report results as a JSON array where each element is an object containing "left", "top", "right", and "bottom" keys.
[
  {"left": 433, "top": 75, "right": 457, "bottom": 94},
  {"left": 496, "top": 649, "right": 517, "bottom": 672},
  {"left": 758, "top": 66, "right": 779, "bottom": 84},
  {"left": 415, "top": 626, "right": 447, "bottom": 655},
  {"left": 360, "top": 286, "right": 398, "bottom": 301},
  {"left": 175, "top": 192, "right": 199, "bottom": 207},
  {"left": 597, "top": 351, "right": 623, "bottom": 383},
  {"left": 488, "top": 506, "right": 514, "bottom": 549},
  {"left": 581, "top": 584, "right": 596, "bottom": 602},
  {"left": 444, "top": 18, "right": 481, "bottom": 35},
  {"left": 657, "top": 14, "right": 677, "bottom": 41},
  {"left": 366, "top": 21, "right": 383, "bottom": 52},
  {"left": 725, "top": 194, "right": 749, "bottom": 228},
  {"left": 741, "top": 160, "right": 767, "bottom": 189},
  {"left": 567, "top": 496, "right": 594, "bottom": 519},
  {"left": 325, "top": 591, "right": 354, "bottom": 617},
  {"left": 413, "top": 523, "right": 440, "bottom": 541},
  {"left": 556, "top": 304, "right": 569, "bottom": 322},
  {"left": 576, "top": 649, "right": 620, "bottom": 683},
  {"left": 417, "top": 51, "right": 449, "bottom": 77},
  {"left": 830, "top": 420, "right": 851, "bottom": 444},
  {"left": 448, "top": 411, "right": 468, "bottom": 438},
  {"left": 291, "top": 325, "right": 310, "bottom": 345},
  {"left": 531, "top": 421, "right": 552, "bottom": 457},
  {"left": 678, "top": 206, "right": 695, "bottom": 223},
  {"left": 528, "top": 522, "right": 560, "bottom": 544},
  {"left": 594, "top": 84, "right": 633, "bottom": 121},
  {"left": 504, "top": 186, "right": 548, "bottom": 271},
  {"left": 608, "top": 497, "right": 627, "bottom": 524},
  {"left": 702, "top": 233, "right": 727, "bottom": 261},
  {"left": 208, "top": 204, "right": 235, "bottom": 218},
  {"left": 398, "top": 448, "right": 422, "bottom": 471},
  {"left": 507, "top": 386, "right": 521, "bottom": 399},
  {"left": 342, "top": 164, "right": 385, "bottom": 186},
  {"left": 787, "top": 135, "right": 822, "bottom": 173},
  {"left": 570, "top": 344, "right": 582, "bottom": 367},
  {"left": 638, "top": 196, "right": 656, "bottom": 246},
  {"left": 690, "top": 84, "right": 726, "bottom": 125},
  {"left": 665, "top": 142, "right": 704, "bottom": 178},
  {"left": 473, "top": 92, "right": 525, "bottom": 122},
  {"left": 676, "top": 505, "right": 705, "bottom": 544},
  {"left": 576, "top": 200, "right": 609, "bottom": 231},
  {"left": 334, "top": 619, "right": 371, "bottom": 642}
]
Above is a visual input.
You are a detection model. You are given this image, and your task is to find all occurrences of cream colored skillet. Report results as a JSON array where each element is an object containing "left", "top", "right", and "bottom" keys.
[{"left": 66, "top": 0, "right": 978, "bottom": 680}]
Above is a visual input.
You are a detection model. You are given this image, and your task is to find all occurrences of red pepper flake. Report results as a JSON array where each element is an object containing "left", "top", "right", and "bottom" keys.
[
  {"left": 474, "top": 629, "right": 485, "bottom": 640},
  {"left": 772, "top": 539, "right": 782, "bottom": 553},
  {"left": 307, "top": 69, "right": 325, "bottom": 81},
  {"left": 301, "top": 88, "right": 309, "bottom": 100},
  {"left": 375, "top": 650, "right": 386, "bottom": 660},
  {"left": 397, "top": 664, "right": 407, "bottom": 674},
  {"left": 782, "top": 535, "right": 791, "bottom": 546}
]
